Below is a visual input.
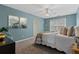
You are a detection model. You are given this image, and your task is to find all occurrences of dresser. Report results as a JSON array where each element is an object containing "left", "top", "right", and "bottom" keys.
[{"left": 0, "top": 38, "right": 15, "bottom": 54}]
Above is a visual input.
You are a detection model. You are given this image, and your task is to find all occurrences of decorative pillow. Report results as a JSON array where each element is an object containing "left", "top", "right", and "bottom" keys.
[
  {"left": 75, "top": 26, "right": 79, "bottom": 37},
  {"left": 59, "top": 26, "right": 65, "bottom": 34},
  {"left": 63, "top": 27, "right": 68, "bottom": 35},
  {"left": 59, "top": 26, "right": 67, "bottom": 35},
  {"left": 67, "top": 26, "right": 75, "bottom": 36}
]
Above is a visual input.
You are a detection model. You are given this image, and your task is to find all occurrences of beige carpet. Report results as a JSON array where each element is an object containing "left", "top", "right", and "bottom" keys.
[
  {"left": 16, "top": 38, "right": 65, "bottom": 54},
  {"left": 17, "top": 44, "right": 65, "bottom": 54}
]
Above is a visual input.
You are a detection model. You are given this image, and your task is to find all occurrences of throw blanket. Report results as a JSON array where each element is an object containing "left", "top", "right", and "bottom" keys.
[{"left": 35, "top": 33, "right": 43, "bottom": 44}]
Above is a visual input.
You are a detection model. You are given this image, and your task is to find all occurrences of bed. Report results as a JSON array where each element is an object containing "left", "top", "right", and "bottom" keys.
[{"left": 35, "top": 32, "right": 75, "bottom": 54}]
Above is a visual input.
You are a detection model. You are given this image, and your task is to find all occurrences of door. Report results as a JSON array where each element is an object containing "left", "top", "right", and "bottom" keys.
[{"left": 33, "top": 18, "right": 40, "bottom": 36}]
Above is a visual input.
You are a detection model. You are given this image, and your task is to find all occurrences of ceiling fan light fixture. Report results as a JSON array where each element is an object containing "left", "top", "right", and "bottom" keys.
[
  {"left": 45, "top": 13, "right": 49, "bottom": 16},
  {"left": 45, "top": 8, "right": 49, "bottom": 16}
]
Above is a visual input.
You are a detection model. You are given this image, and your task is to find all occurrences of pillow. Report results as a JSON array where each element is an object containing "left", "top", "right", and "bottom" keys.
[
  {"left": 59, "top": 26, "right": 67, "bottom": 35},
  {"left": 63, "top": 27, "right": 68, "bottom": 35},
  {"left": 59, "top": 26, "right": 65, "bottom": 34},
  {"left": 67, "top": 26, "right": 75, "bottom": 36},
  {"left": 75, "top": 26, "right": 79, "bottom": 37}
]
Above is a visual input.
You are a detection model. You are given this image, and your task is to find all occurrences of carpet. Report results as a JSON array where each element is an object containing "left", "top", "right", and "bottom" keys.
[{"left": 16, "top": 43, "right": 65, "bottom": 54}]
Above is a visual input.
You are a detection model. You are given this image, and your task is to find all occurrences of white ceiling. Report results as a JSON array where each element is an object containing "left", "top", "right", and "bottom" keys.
[{"left": 4, "top": 4, "right": 79, "bottom": 18}]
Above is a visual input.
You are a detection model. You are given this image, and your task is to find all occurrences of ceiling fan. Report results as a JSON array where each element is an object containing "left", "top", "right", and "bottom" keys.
[
  {"left": 45, "top": 8, "right": 49, "bottom": 16},
  {"left": 41, "top": 7, "right": 56, "bottom": 17},
  {"left": 35, "top": 5, "right": 51, "bottom": 17},
  {"left": 36, "top": 5, "right": 56, "bottom": 17},
  {"left": 38, "top": 7, "right": 54, "bottom": 17}
]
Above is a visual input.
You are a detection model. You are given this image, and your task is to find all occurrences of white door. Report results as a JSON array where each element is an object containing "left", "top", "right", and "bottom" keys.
[{"left": 33, "top": 18, "right": 40, "bottom": 36}]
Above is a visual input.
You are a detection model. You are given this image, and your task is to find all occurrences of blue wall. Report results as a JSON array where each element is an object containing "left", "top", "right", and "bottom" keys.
[
  {"left": 66, "top": 14, "right": 76, "bottom": 26},
  {"left": 77, "top": 8, "right": 79, "bottom": 26},
  {"left": 44, "top": 19, "right": 50, "bottom": 31},
  {"left": 0, "top": 5, "right": 44, "bottom": 41}
]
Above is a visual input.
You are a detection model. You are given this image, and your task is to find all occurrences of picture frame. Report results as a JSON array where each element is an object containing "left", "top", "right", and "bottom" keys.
[
  {"left": 8, "top": 15, "right": 19, "bottom": 28},
  {"left": 8, "top": 15, "right": 27, "bottom": 28},
  {"left": 20, "top": 17, "right": 27, "bottom": 28}
]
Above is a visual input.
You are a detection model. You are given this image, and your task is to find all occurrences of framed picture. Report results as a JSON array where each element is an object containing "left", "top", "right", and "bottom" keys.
[
  {"left": 8, "top": 15, "right": 27, "bottom": 28},
  {"left": 8, "top": 15, "right": 19, "bottom": 28},
  {"left": 20, "top": 17, "right": 27, "bottom": 28}
]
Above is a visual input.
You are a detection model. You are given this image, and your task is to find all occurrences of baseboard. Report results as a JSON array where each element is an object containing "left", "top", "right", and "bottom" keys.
[{"left": 15, "top": 36, "right": 34, "bottom": 43}]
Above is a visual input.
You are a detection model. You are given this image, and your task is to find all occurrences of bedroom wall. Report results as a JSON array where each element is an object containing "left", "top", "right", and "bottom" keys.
[
  {"left": 44, "top": 14, "right": 76, "bottom": 31},
  {"left": 44, "top": 19, "right": 50, "bottom": 31},
  {"left": 77, "top": 8, "right": 79, "bottom": 26},
  {"left": 66, "top": 14, "right": 76, "bottom": 27},
  {"left": 0, "top": 5, "right": 44, "bottom": 41}
]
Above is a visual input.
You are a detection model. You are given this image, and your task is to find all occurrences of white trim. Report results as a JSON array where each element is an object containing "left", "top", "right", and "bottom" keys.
[{"left": 15, "top": 37, "right": 34, "bottom": 43}]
